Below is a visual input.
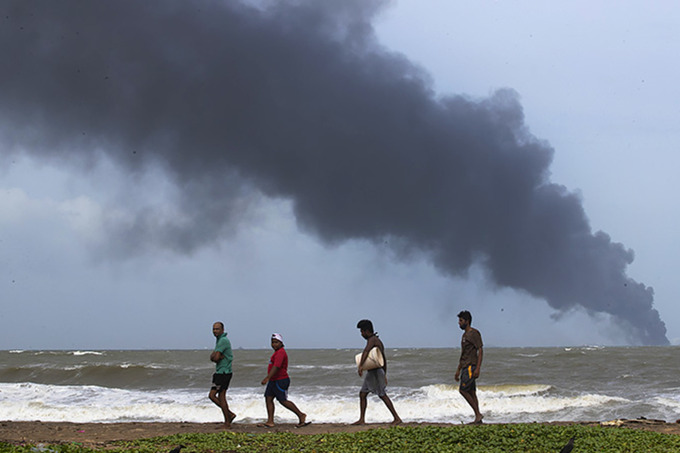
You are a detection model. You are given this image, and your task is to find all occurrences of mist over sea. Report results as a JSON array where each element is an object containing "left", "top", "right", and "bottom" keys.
[{"left": 1, "top": 347, "right": 679, "bottom": 424}]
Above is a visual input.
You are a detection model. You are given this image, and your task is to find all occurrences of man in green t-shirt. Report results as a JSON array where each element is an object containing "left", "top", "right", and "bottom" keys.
[{"left": 209, "top": 321, "right": 236, "bottom": 428}]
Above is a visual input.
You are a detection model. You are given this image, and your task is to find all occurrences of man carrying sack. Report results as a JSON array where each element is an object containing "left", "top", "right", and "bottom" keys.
[{"left": 352, "top": 319, "right": 402, "bottom": 425}]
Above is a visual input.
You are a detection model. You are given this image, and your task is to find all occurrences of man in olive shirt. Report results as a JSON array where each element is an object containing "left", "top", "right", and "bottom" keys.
[
  {"left": 454, "top": 310, "right": 483, "bottom": 424},
  {"left": 209, "top": 321, "right": 236, "bottom": 428}
]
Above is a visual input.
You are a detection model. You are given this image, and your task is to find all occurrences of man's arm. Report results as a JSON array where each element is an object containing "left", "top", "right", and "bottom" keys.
[
  {"left": 261, "top": 366, "right": 279, "bottom": 385},
  {"left": 473, "top": 346, "right": 483, "bottom": 378},
  {"left": 377, "top": 339, "right": 387, "bottom": 374},
  {"left": 357, "top": 336, "right": 380, "bottom": 376},
  {"left": 373, "top": 338, "right": 388, "bottom": 384},
  {"left": 211, "top": 337, "right": 232, "bottom": 363},
  {"left": 454, "top": 336, "right": 463, "bottom": 381}
]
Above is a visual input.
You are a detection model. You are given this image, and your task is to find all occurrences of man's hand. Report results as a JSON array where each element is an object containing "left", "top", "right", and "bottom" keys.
[
  {"left": 454, "top": 372, "right": 460, "bottom": 382},
  {"left": 210, "top": 351, "right": 222, "bottom": 363},
  {"left": 358, "top": 367, "right": 363, "bottom": 377},
  {"left": 473, "top": 368, "right": 480, "bottom": 379},
  {"left": 263, "top": 366, "right": 278, "bottom": 385}
]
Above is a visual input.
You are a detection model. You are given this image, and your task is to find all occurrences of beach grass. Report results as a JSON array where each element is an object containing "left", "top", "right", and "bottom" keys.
[{"left": 3, "top": 424, "right": 680, "bottom": 452}]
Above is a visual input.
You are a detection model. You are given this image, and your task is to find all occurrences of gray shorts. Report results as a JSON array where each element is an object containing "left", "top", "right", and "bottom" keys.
[{"left": 360, "top": 368, "right": 387, "bottom": 397}]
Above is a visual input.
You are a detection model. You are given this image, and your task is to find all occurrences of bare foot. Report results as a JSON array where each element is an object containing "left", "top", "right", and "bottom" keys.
[
  {"left": 391, "top": 418, "right": 403, "bottom": 425},
  {"left": 351, "top": 420, "right": 366, "bottom": 425},
  {"left": 228, "top": 412, "right": 237, "bottom": 424},
  {"left": 256, "top": 422, "right": 275, "bottom": 428},
  {"left": 295, "top": 413, "right": 310, "bottom": 427}
]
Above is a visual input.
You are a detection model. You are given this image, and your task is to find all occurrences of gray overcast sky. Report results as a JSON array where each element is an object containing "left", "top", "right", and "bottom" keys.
[{"left": 1, "top": 0, "right": 679, "bottom": 349}]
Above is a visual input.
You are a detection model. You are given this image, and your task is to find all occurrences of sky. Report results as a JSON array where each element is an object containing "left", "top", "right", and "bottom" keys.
[{"left": 1, "top": 0, "right": 679, "bottom": 349}]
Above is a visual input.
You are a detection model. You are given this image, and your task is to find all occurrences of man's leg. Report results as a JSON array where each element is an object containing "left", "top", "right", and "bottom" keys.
[
  {"left": 218, "top": 390, "right": 236, "bottom": 426},
  {"left": 280, "top": 400, "right": 307, "bottom": 426},
  {"left": 469, "top": 388, "right": 483, "bottom": 423},
  {"left": 209, "top": 389, "right": 235, "bottom": 427},
  {"left": 264, "top": 395, "right": 276, "bottom": 427},
  {"left": 351, "top": 391, "right": 369, "bottom": 425},
  {"left": 208, "top": 388, "right": 219, "bottom": 407},
  {"left": 459, "top": 388, "right": 483, "bottom": 424},
  {"left": 379, "top": 394, "right": 402, "bottom": 425}
]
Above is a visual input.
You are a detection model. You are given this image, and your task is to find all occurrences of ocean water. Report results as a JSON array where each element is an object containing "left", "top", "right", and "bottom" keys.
[{"left": 1, "top": 347, "right": 679, "bottom": 424}]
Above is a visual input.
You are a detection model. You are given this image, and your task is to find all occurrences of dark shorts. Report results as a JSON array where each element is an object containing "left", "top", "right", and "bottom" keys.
[
  {"left": 264, "top": 377, "right": 290, "bottom": 402},
  {"left": 211, "top": 372, "right": 232, "bottom": 393},
  {"left": 459, "top": 365, "right": 477, "bottom": 392}
]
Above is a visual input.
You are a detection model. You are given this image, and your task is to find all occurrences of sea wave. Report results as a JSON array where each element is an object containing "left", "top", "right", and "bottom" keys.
[
  {"left": 0, "top": 381, "right": 635, "bottom": 424},
  {"left": 5, "top": 350, "right": 106, "bottom": 357},
  {"left": 420, "top": 383, "right": 551, "bottom": 399},
  {"left": 290, "top": 364, "right": 354, "bottom": 371},
  {"left": 653, "top": 394, "right": 680, "bottom": 411},
  {"left": 563, "top": 345, "right": 605, "bottom": 353},
  {"left": 0, "top": 363, "right": 210, "bottom": 390},
  {"left": 482, "top": 384, "right": 553, "bottom": 397},
  {"left": 2, "top": 347, "right": 679, "bottom": 424}
]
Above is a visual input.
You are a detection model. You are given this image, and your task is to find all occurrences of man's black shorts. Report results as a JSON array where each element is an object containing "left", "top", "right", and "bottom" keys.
[
  {"left": 211, "top": 373, "right": 233, "bottom": 392},
  {"left": 264, "top": 377, "right": 290, "bottom": 402},
  {"left": 459, "top": 365, "right": 477, "bottom": 392}
]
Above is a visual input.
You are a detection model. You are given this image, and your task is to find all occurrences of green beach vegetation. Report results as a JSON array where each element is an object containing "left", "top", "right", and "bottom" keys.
[{"left": 2, "top": 424, "right": 680, "bottom": 452}]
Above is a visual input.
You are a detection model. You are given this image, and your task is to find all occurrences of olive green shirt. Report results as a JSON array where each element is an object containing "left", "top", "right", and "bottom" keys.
[{"left": 459, "top": 327, "right": 483, "bottom": 368}]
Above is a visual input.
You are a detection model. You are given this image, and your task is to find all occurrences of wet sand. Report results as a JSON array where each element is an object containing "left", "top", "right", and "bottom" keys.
[{"left": 1, "top": 419, "right": 679, "bottom": 447}]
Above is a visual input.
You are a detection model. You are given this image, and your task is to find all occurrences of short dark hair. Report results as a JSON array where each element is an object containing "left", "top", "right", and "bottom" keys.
[
  {"left": 457, "top": 310, "right": 472, "bottom": 324},
  {"left": 214, "top": 321, "right": 224, "bottom": 328},
  {"left": 357, "top": 319, "right": 374, "bottom": 333}
]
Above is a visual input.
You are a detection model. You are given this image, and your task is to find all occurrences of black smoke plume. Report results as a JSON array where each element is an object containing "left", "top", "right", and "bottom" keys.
[{"left": 0, "top": 0, "right": 667, "bottom": 344}]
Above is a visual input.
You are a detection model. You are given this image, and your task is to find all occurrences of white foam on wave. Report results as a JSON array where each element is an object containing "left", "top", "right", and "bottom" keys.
[
  {"left": 564, "top": 345, "right": 605, "bottom": 353},
  {"left": 0, "top": 383, "right": 228, "bottom": 423},
  {"left": 0, "top": 381, "right": 632, "bottom": 424},
  {"left": 483, "top": 392, "right": 626, "bottom": 416},
  {"left": 478, "top": 384, "right": 553, "bottom": 397},
  {"left": 420, "top": 384, "right": 551, "bottom": 400},
  {"left": 70, "top": 351, "right": 105, "bottom": 356},
  {"left": 412, "top": 384, "right": 626, "bottom": 421},
  {"left": 653, "top": 393, "right": 680, "bottom": 411},
  {"left": 115, "top": 362, "right": 174, "bottom": 370}
]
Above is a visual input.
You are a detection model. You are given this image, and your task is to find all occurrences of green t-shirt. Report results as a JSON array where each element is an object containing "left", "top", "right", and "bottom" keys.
[{"left": 214, "top": 333, "right": 233, "bottom": 374}]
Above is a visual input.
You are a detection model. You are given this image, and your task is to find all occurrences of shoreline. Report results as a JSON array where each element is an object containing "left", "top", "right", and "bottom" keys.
[{"left": 2, "top": 419, "right": 680, "bottom": 446}]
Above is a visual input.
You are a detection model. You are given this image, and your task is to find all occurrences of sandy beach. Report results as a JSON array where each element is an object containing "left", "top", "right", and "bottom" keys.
[{"left": 1, "top": 419, "right": 679, "bottom": 447}]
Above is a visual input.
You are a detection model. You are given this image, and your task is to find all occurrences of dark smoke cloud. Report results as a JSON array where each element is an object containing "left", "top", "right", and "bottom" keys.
[{"left": 0, "top": 0, "right": 667, "bottom": 344}]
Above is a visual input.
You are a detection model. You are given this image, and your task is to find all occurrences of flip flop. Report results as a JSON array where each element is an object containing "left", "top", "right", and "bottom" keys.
[{"left": 295, "top": 421, "right": 312, "bottom": 428}]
